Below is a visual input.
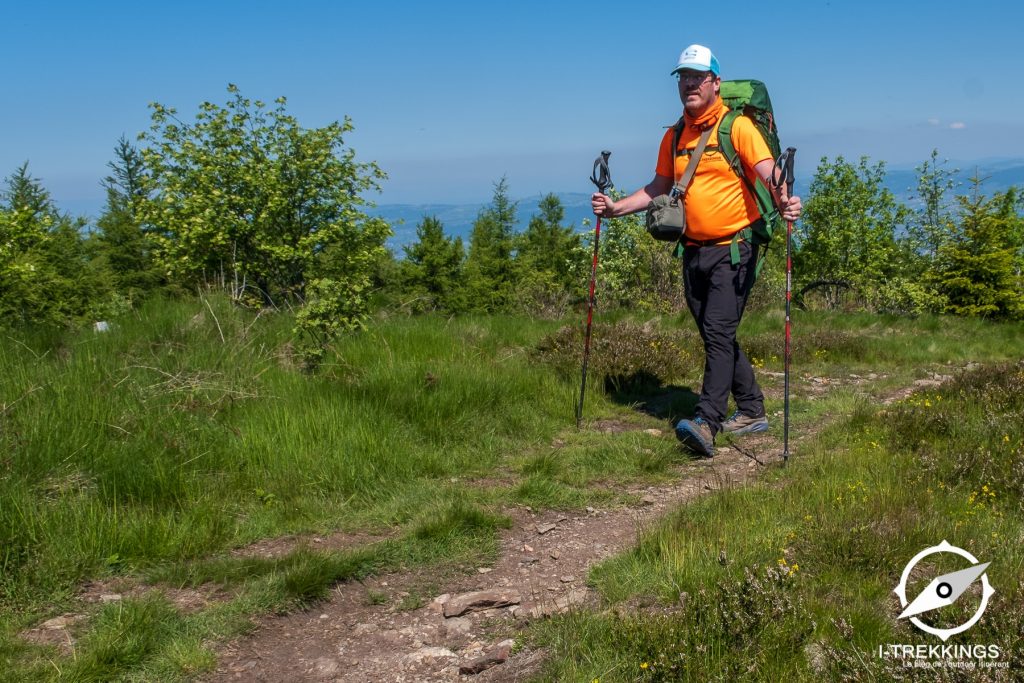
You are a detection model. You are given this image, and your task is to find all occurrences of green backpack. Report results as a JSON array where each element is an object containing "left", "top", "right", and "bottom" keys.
[{"left": 670, "top": 79, "right": 782, "bottom": 268}]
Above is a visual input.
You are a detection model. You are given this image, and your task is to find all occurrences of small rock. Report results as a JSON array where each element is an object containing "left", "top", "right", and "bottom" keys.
[
  {"left": 586, "top": 506, "right": 596, "bottom": 514},
  {"left": 519, "top": 588, "right": 590, "bottom": 621},
  {"left": 477, "top": 567, "right": 492, "bottom": 574},
  {"left": 444, "top": 590, "right": 521, "bottom": 618},
  {"left": 444, "top": 617, "right": 472, "bottom": 637},
  {"left": 549, "top": 549, "right": 561, "bottom": 560},
  {"left": 558, "top": 588, "right": 589, "bottom": 610},
  {"left": 313, "top": 657, "right": 340, "bottom": 676},
  {"left": 319, "top": 613, "right": 329, "bottom": 620},
  {"left": 99, "top": 594, "right": 122, "bottom": 603},
  {"left": 523, "top": 544, "right": 533, "bottom": 552},
  {"left": 641, "top": 495, "right": 656, "bottom": 505},
  {"left": 536, "top": 523, "right": 557, "bottom": 535},
  {"left": 644, "top": 428, "right": 662, "bottom": 436},
  {"left": 560, "top": 575, "right": 576, "bottom": 583},
  {"left": 459, "top": 639, "right": 515, "bottom": 675},
  {"left": 352, "top": 622, "right": 379, "bottom": 636},
  {"left": 40, "top": 614, "right": 84, "bottom": 630}
]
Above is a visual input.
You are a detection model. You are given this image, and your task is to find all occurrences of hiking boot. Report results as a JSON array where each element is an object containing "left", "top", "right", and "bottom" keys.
[
  {"left": 675, "top": 417, "right": 715, "bottom": 457},
  {"left": 721, "top": 410, "right": 769, "bottom": 435}
]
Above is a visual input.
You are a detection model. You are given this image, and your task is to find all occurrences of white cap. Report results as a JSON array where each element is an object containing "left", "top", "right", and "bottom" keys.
[{"left": 671, "top": 44, "right": 720, "bottom": 76}]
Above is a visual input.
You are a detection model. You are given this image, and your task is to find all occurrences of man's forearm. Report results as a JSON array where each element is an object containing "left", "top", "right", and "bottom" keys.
[{"left": 608, "top": 177, "right": 672, "bottom": 217}]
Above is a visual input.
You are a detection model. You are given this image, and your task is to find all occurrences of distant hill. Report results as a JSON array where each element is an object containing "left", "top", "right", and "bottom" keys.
[
  {"left": 883, "top": 157, "right": 1024, "bottom": 208},
  {"left": 373, "top": 159, "right": 1024, "bottom": 252},
  {"left": 369, "top": 192, "right": 596, "bottom": 252}
]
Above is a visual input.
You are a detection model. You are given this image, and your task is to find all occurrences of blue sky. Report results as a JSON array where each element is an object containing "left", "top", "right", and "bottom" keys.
[{"left": 2, "top": 0, "right": 1023, "bottom": 213}]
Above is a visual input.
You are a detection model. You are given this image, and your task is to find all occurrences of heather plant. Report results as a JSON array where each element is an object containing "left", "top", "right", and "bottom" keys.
[{"left": 533, "top": 320, "right": 700, "bottom": 392}]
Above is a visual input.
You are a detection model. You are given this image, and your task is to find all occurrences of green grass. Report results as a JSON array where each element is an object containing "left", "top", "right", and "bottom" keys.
[
  {"left": 2, "top": 297, "right": 1023, "bottom": 680},
  {"left": 529, "top": 357, "right": 1024, "bottom": 681}
]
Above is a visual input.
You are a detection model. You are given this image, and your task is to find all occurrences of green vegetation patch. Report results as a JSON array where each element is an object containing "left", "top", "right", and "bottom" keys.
[
  {"left": 532, "top": 360, "right": 1024, "bottom": 681},
  {"left": 533, "top": 321, "right": 701, "bottom": 392}
]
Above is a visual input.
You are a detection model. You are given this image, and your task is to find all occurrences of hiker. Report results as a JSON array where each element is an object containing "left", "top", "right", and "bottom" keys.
[{"left": 591, "top": 44, "right": 801, "bottom": 457}]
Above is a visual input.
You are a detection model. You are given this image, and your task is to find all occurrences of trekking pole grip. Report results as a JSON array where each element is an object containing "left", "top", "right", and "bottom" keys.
[
  {"left": 783, "top": 147, "right": 796, "bottom": 199},
  {"left": 591, "top": 150, "right": 613, "bottom": 195}
]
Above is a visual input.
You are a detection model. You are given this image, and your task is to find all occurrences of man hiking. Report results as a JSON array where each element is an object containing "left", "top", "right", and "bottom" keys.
[{"left": 591, "top": 44, "right": 802, "bottom": 457}]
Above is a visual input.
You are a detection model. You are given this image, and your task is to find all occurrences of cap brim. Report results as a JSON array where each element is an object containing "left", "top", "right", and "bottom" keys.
[{"left": 671, "top": 66, "right": 714, "bottom": 76}]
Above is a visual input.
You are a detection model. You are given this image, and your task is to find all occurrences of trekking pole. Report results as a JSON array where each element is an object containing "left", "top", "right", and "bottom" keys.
[
  {"left": 774, "top": 147, "right": 797, "bottom": 463},
  {"left": 576, "top": 150, "right": 612, "bottom": 429}
]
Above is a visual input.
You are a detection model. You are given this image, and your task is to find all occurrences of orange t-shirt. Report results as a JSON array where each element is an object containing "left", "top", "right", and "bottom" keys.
[{"left": 654, "top": 104, "right": 772, "bottom": 242}]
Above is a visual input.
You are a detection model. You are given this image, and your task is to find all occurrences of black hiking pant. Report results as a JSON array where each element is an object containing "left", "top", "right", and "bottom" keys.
[{"left": 682, "top": 238, "right": 765, "bottom": 434}]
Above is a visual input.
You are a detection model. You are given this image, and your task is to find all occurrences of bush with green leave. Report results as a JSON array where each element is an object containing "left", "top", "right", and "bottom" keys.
[
  {"left": 135, "top": 84, "right": 389, "bottom": 358},
  {"left": 568, "top": 200, "right": 683, "bottom": 313},
  {"left": 796, "top": 156, "right": 911, "bottom": 307}
]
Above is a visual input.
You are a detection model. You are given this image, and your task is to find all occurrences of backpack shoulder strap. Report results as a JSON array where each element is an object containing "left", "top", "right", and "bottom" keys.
[
  {"left": 717, "top": 109, "right": 780, "bottom": 241},
  {"left": 717, "top": 109, "right": 743, "bottom": 176}
]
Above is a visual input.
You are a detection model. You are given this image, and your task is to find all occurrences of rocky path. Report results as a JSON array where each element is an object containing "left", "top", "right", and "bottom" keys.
[{"left": 205, "top": 428, "right": 781, "bottom": 683}]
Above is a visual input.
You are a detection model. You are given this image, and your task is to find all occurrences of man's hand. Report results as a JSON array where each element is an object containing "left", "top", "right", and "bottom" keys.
[
  {"left": 591, "top": 192, "right": 616, "bottom": 217},
  {"left": 754, "top": 158, "right": 801, "bottom": 222},
  {"left": 778, "top": 191, "right": 801, "bottom": 223}
]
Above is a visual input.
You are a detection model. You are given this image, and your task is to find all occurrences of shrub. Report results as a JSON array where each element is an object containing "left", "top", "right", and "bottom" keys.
[{"left": 533, "top": 321, "right": 700, "bottom": 393}]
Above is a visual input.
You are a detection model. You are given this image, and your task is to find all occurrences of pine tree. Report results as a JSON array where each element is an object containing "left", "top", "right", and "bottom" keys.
[
  {"left": 401, "top": 216, "right": 466, "bottom": 312},
  {"left": 515, "top": 194, "right": 580, "bottom": 313},
  {"left": 95, "top": 136, "right": 161, "bottom": 301},
  {"left": 464, "top": 177, "right": 518, "bottom": 312},
  {"left": 0, "top": 164, "right": 110, "bottom": 325},
  {"left": 931, "top": 176, "right": 1022, "bottom": 319},
  {"left": 518, "top": 194, "right": 579, "bottom": 285}
]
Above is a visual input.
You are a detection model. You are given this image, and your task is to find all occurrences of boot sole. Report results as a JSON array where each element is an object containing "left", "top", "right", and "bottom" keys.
[{"left": 675, "top": 423, "right": 715, "bottom": 458}]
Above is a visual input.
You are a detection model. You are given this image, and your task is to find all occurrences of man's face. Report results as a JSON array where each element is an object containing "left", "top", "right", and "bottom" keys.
[{"left": 677, "top": 70, "right": 720, "bottom": 115}]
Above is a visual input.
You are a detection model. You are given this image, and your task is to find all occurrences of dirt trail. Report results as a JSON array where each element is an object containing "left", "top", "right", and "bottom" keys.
[{"left": 204, "top": 427, "right": 783, "bottom": 683}]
